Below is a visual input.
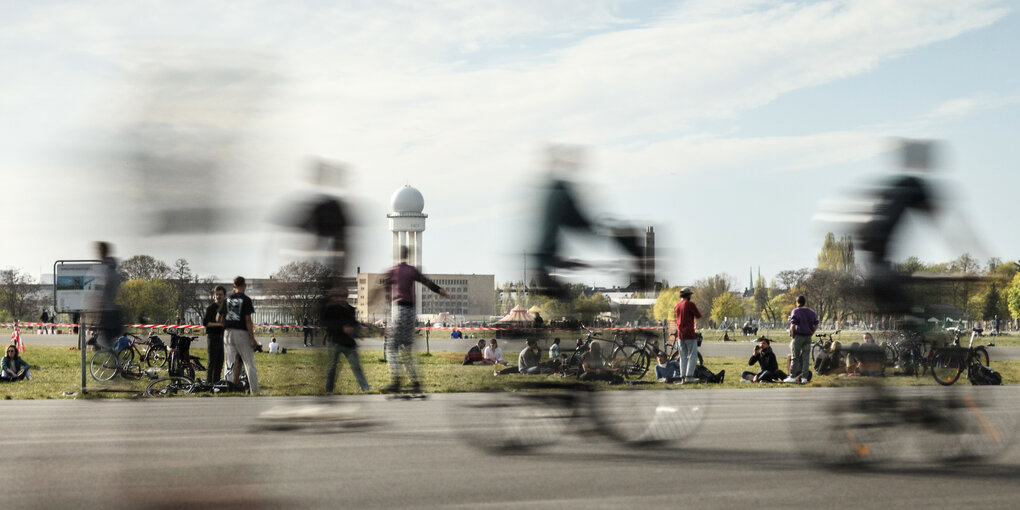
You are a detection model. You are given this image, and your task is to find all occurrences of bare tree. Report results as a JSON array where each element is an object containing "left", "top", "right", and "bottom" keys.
[
  {"left": 692, "top": 273, "right": 737, "bottom": 327},
  {"left": 269, "top": 261, "right": 334, "bottom": 322},
  {"left": 167, "top": 258, "right": 210, "bottom": 323},
  {"left": 119, "top": 255, "right": 171, "bottom": 281}
]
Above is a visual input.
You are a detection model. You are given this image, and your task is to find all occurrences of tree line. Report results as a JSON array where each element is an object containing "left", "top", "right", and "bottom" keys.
[
  {"left": 652, "top": 233, "right": 1020, "bottom": 328},
  {"left": 0, "top": 257, "right": 337, "bottom": 326}
]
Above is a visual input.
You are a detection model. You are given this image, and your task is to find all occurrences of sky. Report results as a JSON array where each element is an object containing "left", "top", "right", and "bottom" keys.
[{"left": 1, "top": 0, "right": 1018, "bottom": 290}]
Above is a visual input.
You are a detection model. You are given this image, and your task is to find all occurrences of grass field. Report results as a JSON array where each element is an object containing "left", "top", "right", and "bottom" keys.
[{"left": 1, "top": 345, "right": 1017, "bottom": 399}]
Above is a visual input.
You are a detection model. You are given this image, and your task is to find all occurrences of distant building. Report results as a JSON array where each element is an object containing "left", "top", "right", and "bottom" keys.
[{"left": 357, "top": 273, "right": 495, "bottom": 323}]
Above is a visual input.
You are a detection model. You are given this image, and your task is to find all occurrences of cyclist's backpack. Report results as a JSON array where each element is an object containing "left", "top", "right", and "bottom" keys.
[{"left": 968, "top": 365, "right": 1002, "bottom": 386}]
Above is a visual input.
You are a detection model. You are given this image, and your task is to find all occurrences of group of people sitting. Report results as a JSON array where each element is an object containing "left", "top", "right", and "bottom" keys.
[
  {"left": 463, "top": 337, "right": 627, "bottom": 382},
  {"left": 739, "top": 333, "right": 885, "bottom": 383},
  {"left": 653, "top": 350, "right": 725, "bottom": 384},
  {"left": 811, "top": 332, "right": 885, "bottom": 377}
]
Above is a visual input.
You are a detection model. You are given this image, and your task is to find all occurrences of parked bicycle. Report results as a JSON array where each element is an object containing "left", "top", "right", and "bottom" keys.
[
  {"left": 810, "top": 330, "right": 841, "bottom": 362},
  {"left": 560, "top": 325, "right": 684, "bottom": 380},
  {"left": 116, "top": 333, "right": 168, "bottom": 368},
  {"left": 930, "top": 327, "right": 991, "bottom": 386},
  {"left": 89, "top": 347, "right": 148, "bottom": 381},
  {"left": 885, "top": 330, "right": 936, "bottom": 376},
  {"left": 146, "top": 370, "right": 249, "bottom": 397},
  {"left": 163, "top": 328, "right": 207, "bottom": 380}
]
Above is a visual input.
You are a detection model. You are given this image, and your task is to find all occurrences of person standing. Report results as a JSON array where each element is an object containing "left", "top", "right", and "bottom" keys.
[
  {"left": 38, "top": 309, "right": 49, "bottom": 335},
  {"left": 95, "top": 242, "right": 122, "bottom": 350},
  {"left": 302, "top": 314, "right": 313, "bottom": 347},
  {"left": 217, "top": 276, "right": 260, "bottom": 393},
  {"left": 673, "top": 287, "right": 702, "bottom": 384},
  {"left": 203, "top": 285, "right": 226, "bottom": 383},
  {"left": 323, "top": 286, "right": 369, "bottom": 392},
  {"left": 382, "top": 246, "right": 448, "bottom": 393},
  {"left": 786, "top": 295, "right": 819, "bottom": 384}
]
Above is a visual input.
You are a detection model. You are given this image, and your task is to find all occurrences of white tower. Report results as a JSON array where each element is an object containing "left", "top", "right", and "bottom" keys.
[{"left": 387, "top": 185, "right": 427, "bottom": 313}]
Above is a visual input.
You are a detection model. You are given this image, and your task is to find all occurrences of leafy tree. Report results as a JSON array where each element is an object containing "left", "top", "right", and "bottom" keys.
[
  {"left": 652, "top": 286, "right": 684, "bottom": 321},
  {"left": 817, "top": 232, "right": 856, "bottom": 274},
  {"left": 119, "top": 255, "right": 171, "bottom": 281},
  {"left": 573, "top": 292, "right": 610, "bottom": 325},
  {"left": 710, "top": 292, "right": 744, "bottom": 325},
  {"left": 691, "top": 273, "right": 736, "bottom": 327},
  {"left": 1006, "top": 273, "right": 1020, "bottom": 319},
  {"left": 116, "top": 278, "right": 176, "bottom": 324},
  {"left": 0, "top": 269, "right": 37, "bottom": 320},
  {"left": 895, "top": 256, "right": 928, "bottom": 275},
  {"left": 764, "top": 293, "right": 795, "bottom": 324}
]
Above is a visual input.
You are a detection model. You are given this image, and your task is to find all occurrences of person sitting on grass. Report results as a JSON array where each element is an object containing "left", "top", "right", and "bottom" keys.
[
  {"left": 654, "top": 351, "right": 682, "bottom": 382},
  {"left": 577, "top": 342, "right": 622, "bottom": 383},
  {"left": 844, "top": 333, "right": 885, "bottom": 377},
  {"left": 517, "top": 339, "right": 542, "bottom": 375},
  {"left": 463, "top": 339, "right": 486, "bottom": 365},
  {"left": 483, "top": 339, "right": 509, "bottom": 366},
  {"left": 1, "top": 345, "right": 31, "bottom": 382},
  {"left": 814, "top": 339, "right": 846, "bottom": 376},
  {"left": 741, "top": 337, "right": 786, "bottom": 383},
  {"left": 549, "top": 337, "right": 561, "bottom": 359}
]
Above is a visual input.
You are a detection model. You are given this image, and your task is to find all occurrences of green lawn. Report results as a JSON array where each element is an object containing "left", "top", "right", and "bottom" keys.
[{"left": 1, "top": 345, "right": 1017, "bottom": 399}]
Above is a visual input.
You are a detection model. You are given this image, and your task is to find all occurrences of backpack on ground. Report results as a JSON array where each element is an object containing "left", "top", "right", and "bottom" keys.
[
  {"left": 694, "top": 365, "right": 725, "bottom": 384},
  {"left": 968, "top": 364, "right": 1002, "bottom": 385}
]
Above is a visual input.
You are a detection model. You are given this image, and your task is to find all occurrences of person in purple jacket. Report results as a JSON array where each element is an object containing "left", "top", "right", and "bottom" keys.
[
  {"left": 382, "top": 246, "right": 448, "bottom": 393},
  {"left": 786, "top": 295, "right": 819, "bottom": 384}
]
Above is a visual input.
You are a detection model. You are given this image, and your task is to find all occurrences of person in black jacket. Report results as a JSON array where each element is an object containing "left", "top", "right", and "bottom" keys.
[
  {"left": 202, "top": 285, "right": 227, "bottom": 383},
  {"left": 462, "top": 339, "right": 486, "bottom": 365},
  {"left": 741, "top": 337, "right": 787, "bottom": 382},
  {"left": 322, "top": 285, "right": 369, "bottom": 393}
]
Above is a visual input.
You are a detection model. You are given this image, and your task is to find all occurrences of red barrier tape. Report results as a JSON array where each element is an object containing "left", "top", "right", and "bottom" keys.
[{"left": 2, "top": 322, "right": 664, "bottom": 332}]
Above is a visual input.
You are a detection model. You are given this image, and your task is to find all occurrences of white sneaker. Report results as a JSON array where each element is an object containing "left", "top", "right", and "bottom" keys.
[
  {"left": 740, "top": 378, "right": 752, "bottom": 383},
  {"left": 782, "top": 376, "right": 798, "bottom": 383}
]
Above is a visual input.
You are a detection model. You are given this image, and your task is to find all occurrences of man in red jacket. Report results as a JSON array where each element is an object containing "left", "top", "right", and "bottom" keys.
[{"left": 674, "top": 287, "right": 702, "bottom": 384}]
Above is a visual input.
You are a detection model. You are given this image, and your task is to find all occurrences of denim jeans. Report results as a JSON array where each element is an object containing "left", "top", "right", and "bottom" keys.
[
  {"left": 679, "top": 338, "right": 699, "bottom": 378},
  {"left": 326, "top": 344, "right": 369, "bottom": 392}
]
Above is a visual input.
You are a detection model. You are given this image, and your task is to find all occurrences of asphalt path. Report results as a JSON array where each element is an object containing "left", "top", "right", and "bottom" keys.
[
  {"left": 18, "top": 332, "right": 1020, "bottom": 360},
  {"left": 2, "top": 387, "right": 1020, "bottom": 509}
]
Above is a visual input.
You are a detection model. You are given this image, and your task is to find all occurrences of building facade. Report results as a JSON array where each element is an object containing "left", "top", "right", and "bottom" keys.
[{"left": 357, "top": 272, "right": 494, "bottom": 323}]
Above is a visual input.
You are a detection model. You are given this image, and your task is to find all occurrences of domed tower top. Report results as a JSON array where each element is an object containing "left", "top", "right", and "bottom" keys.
[{"left": 390, "top": 185, "right": 425, "bottom": 214}]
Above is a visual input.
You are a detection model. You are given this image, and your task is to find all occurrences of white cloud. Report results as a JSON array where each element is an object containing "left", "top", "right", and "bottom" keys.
[
  {"left": 923, "top": 92, "right": 1020, "bottom": 119},
  {"left": 0, "top": 0, "right": 1013, "bottom": 281}
]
